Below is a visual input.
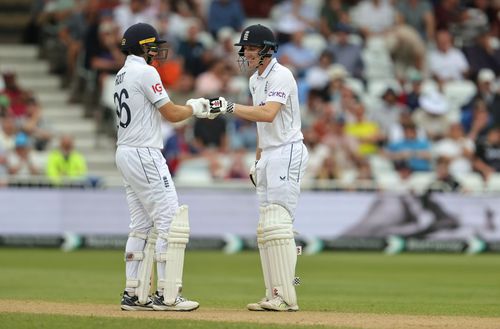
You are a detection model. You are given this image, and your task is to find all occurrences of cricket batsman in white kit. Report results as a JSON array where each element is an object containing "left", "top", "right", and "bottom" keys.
[
  {"left": 114, "top": 23, "right": 209, "bottom": 311},
  {"left": 206, "top": 24, "right": 309, "bottom": 311}
]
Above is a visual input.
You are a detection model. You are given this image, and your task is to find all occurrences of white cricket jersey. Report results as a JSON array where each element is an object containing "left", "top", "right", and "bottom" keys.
[
  {"left": 249, "top": 58, "right": 303, "bottom": 149},
  {"left": 114, "top": 55, "right": 170, "bottom": 149}
]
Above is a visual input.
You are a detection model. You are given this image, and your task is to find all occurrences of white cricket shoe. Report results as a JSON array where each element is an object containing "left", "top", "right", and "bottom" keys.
[
  {"left": 246, "top": 297, "right": 268, "bottom": 311},
  {"left": 260, "top": 296, "right": 299, "bottom": 312},
  {"left": 152, "top": 292, "right": 199, "bottom": 311}
]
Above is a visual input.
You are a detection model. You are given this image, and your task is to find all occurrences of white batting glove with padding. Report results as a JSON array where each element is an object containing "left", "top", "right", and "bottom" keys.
[
  {"left": 208, "top": 97, "right": 234, "bottom": 119},
  {"left": 249, "top": 160, "right": 258, "bottom": 187},
  {"left": 187, "top": 98, "right": 209, "bottom": 118}
]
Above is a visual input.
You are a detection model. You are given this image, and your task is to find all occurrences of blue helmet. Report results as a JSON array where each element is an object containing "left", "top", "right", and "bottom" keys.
[{"left": 234, "top": 24, "right": 278, "bottom": 57}]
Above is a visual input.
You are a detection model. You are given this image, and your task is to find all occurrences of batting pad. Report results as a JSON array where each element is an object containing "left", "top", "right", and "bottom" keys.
[
  {"left": 157, "top": 205, "right": 190, "bottom": 305},
  {"left": 125, "top": 230, "right": 157, "bottom": 304},
  {"left": 262, "top": 204, "right": 297, "bottom": 306},
  {"left": 257, "top": 206, "right": 273, "bottom": 300}
]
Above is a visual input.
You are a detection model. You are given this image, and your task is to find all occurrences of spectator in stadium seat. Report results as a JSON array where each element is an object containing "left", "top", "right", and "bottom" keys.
[
  {"left": 428, "top": 29, "right": 469, "bottom": 82},
  {"left": 388, "top": 110, "right": 427, "bottom": 145},
  {"left": 403, "top": 69, "right": 425, "bottom": 112},
  {"left": 0, "top": 116, "right": 18, "bottom": 152},
  {"left": 162, "top": 120, "right": 200, "bottom": 176},
  {"left": 386, "top": 123, "right": 432, "bottom": 172},
  {"left": 321, "top": 117, "right": 361, "bottom": 174},
  {"left": 345, "top": 101, "right": 385, "bottom": 156},
  {"left": 113, "top": 0, "right": 156, "bottom": 35},
  {"left": 193, "top": 116, "right": 228, "bottom": 152},
  {"left": 177, "top": 19, "right": 210, "bottom": 77},
  {"left": 324, "top": 64, "right": 358, "bottom": 122},
  {"left": 89, "top": 18, "right": 125, "bottom": 76},
  {"left": 272, "top": 0, "right": 319, "bottom": 44},
  {"left": 433, "top": 123, "right": 475, "bottom": 176},
  {"left": 461, "top": 69, "right": 500, "bottom": 131},
  {"left": 319, "top": 0, "right": 351, "bottom": 40},
  {"left": 212, "top": 27, "right": 240, "bottom": 70},
  {"left": 369, "top": 87, "right": 408, "bottom": 137},
  {"left": 396, "top": 0, "right": 435, "bottom": 43},
  {"left": 277, "top": 29, "right": 318, "bottom": 78},
  {"left": 0, "top": 94, "right": 9, "bottom": 118},
  {"left": 304, "top": 49, "right": 335, "bottom": 91},
  {"left": 17, "top": 96, "right": 53, "bottom": 151},
  {"left": 194, "top": 59, "right": 236, "bottom": 98},
  {"left": 327, "top": 23, "right": 364, "bottom": 80},
  {"left": 473, "top": 127, "right": 500, "bottom": 180},
  {"left": 351, "top": 0, "right": 397, "bottom": 38},
  {"left": 46, "top": 134, "right": 88, "bottom": 185},
  {"left": 207, "top": 0, "right": 245, "bottom": 38},
  {"left": 240, "top": 0, "right": 274, "bottom": 18},
  {"left": 463, "top": 28, "right": 500, "bottom": 79},
  {"left": 465, "top": 99, "right": 493, "bottom": 143},
  {"left": 0, "top": 142, "right": 7, "bottom": 186},
  {"left": 315, "top": 154, "right": 341, "bottom": 181},
  {"left": 413, "top": 91, "right": 453, "bottom": 141},
  {"left": 7, "top": 132, "right": 40, "bottom": 177},
  {"left": 225, "top": 149, "right": 249, "bottom": 179},
  {"left": 384, "top": 24, "right": 427, "bottom": 74},
  {"left": 428, "top": 156, "right": 462, "bottom": 192},
  {"left": 433, "top": 0, "right": 464, "bottom": 32},
  {"left": 2, "top": 72, "right": 32, "bottom": 119}
]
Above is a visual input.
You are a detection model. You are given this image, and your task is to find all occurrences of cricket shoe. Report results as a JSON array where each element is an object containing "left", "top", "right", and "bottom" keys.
[
  {"left": 152, "top": 292, "right": 199, "bottom": 311},
  {"left": 247, "top": 297, "right": 269, "bottom": 311},
  {"left": 260, "top": 296, "right": 299, "bottom": 312},
  {"left": 120, "top": 291, "right": 154, "bottom": 311}
]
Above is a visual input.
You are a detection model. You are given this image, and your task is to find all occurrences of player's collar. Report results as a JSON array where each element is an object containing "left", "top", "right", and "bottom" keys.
[
  {"left": 257, "top": 58, "right": 277, "bottom": 80},
  {"left": 126, "top": 55, "right": 148, "bottom": 65}
]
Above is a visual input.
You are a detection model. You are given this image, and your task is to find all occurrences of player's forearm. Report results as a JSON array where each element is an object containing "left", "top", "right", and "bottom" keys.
[
  {"left": 159, "top": 103, "right": 193, "bottom": 122},
  {"left": 232, "top": 103, "right": 276, "bottom": 123}
]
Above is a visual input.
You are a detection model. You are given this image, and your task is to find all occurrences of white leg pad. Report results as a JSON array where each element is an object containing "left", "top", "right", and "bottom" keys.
[
  {"left": 257, "top": 206, "right": 273, "bottom": 300},
  {"left": 125, "top": 230, "right": 157, "bottom": 304},
  {"left": 158, "top": 205, "right": 190, "bottom": 305},
  {"left": 263, "top": 204, "right": 298, "bottom": 306}
]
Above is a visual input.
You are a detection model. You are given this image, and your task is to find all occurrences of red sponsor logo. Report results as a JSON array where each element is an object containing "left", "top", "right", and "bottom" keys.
[{"left": 152, "top": 83, "right": 163, "bottom": 93}]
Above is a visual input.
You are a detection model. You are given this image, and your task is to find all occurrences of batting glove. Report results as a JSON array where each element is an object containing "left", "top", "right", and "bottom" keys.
[
  {"left": 187, "top": 98, "right": 209, "bottom": 118},
  {"left": 249, "top": 160, "right": 258, "bottom": 187},
  {"left": 208, "top": 97, "right": 234, "bottom": 119}
]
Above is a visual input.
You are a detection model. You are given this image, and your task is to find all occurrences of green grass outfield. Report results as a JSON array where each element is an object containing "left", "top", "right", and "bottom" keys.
[{"left": 0, "top": 249, "right": 499, "bottom": 328}]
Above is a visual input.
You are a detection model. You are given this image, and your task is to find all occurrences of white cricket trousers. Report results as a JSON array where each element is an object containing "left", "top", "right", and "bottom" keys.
[
  {"left": 256, "top": 141, "right": 309, "bottom": 217},
  {"left": 115, "top": 145, "right": 179, "bottom": 235}
]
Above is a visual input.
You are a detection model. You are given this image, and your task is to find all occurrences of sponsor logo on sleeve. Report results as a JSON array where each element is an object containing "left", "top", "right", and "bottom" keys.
[
  {"left": 268, "top": 91, "right": 286, "bottom": 99},
  {"left": 152, "top": 83, "right": 163, "bottom": 94}
]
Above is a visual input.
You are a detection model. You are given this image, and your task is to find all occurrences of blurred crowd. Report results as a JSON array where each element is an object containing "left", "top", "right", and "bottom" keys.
[{"left": 1, "top": 0, "right": 500, "bottom": 191}]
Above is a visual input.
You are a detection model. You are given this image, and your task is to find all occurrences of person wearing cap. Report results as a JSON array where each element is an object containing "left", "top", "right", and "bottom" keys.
[
  {"left": 193, "top": 24, "right": 309, "bottom": 311},
  {"left": 461, "top": 68, "right": 499, "bottom": 129},
  {"left": 115, "top": 22, "right": 205, "bottom": 312},
  {"left": 412, "top": 91, "right": 453, "bottom": 141}
]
